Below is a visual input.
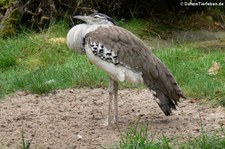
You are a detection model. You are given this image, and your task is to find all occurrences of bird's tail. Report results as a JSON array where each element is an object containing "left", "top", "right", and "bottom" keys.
[{"left": 144, "top": 57, "right": 185, "bottom": 116}]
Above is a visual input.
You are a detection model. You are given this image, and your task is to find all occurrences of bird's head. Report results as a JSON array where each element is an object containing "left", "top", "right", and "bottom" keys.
[{"left": 74, "top": 13, "right": 117, "bottom": 25}]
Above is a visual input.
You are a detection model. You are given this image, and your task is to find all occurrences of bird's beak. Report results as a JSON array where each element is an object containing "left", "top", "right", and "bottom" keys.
[{"left": 73, "top": 15, "right": 88, "bottom": 22}]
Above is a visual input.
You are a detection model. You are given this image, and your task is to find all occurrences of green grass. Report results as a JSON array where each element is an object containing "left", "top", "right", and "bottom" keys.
[
  {"left": 156, "top": 44, "right": 225, "bottom": 104},
  {"left": 0, "top": 22, "right": 109, "bottom": 98},
  {"left": 0, "top": 21, "right": 224, "bottom": 103},
  {"left": 110, "top": 121, "right": 225, "bottom": 149},
  {"left": 120, "top": 18, "right": 170, "bottom": 39}
]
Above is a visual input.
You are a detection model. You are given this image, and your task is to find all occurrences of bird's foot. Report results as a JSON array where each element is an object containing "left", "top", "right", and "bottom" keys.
[
  {"left": 101, "top": 118, "right": 117, "bottom": 127},
  {"left": 101, "top": 119, "right": 110, "bottom": 127},
  {"left": 114, "top": 116, "right": 118, "bottom": 124}
]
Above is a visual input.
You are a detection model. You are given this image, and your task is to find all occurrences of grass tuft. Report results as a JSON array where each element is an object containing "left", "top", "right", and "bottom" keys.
[
  {"left": 111, "top": 121, "right": 162, "bottom": 149},
  {"left": 111, "top": 121, "right": 225, "bottom": 149},
  {"left": 20, "top": 130, "right": 38, "bottom": 149}
]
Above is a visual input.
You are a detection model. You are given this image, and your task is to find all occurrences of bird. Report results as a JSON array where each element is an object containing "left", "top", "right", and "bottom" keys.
[{"left": 67, "top": 13, "right": 185, "bottom": 126}]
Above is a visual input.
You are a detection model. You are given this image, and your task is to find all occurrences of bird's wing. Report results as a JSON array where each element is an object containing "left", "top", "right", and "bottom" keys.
[
  {"left": 85, "top": 26, "right": 185, "bottom": 115},
  {"left": 84, "top": 26, "right": 159, "bottom": 80}
]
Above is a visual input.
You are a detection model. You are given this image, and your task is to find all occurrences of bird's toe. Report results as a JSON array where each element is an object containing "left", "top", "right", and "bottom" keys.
[{"left": 101, "top": 119, "right": 110, "bottom": 127}]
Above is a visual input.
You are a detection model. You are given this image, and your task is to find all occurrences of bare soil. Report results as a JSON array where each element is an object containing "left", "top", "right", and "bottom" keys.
[{"left": 0, "top": 88, "right": 225, "bottom": 149}]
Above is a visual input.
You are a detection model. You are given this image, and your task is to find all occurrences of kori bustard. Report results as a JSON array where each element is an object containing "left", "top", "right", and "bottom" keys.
[{"left": 67, "top": 13, "right": 185, "bottom": 126}]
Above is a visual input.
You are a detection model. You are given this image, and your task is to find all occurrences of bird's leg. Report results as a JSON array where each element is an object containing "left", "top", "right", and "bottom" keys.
[
  {"left": 113, "top": 81, "right": 119, "bottom": 123},
  {"left": 107, "top": 78, "right": 114, "bottom": 126}
]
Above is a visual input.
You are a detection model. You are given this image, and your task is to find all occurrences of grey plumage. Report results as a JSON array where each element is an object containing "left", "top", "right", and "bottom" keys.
[
  {"left": 85, "top": 26, "right": 185, "bottom": 116},
  {"left": 67, "top": 13, "right": 185, "bottom": 125}
]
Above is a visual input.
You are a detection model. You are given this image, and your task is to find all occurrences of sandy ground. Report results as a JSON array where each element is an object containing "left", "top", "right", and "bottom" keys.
[{"left": 0, "top": 88, "right": 225, "bottom": 149}]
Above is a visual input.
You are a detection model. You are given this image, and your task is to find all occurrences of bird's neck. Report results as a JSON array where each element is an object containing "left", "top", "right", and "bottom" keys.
[{"left": 85, "top": 24, "right": 112, "bottom": 33}]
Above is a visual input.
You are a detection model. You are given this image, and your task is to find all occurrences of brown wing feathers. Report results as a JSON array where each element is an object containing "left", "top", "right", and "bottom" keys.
[{"left": 85, "top": 26, "right": 185, "bottom": 115}]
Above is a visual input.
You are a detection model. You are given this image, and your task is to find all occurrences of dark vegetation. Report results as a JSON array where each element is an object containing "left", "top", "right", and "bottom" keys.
[{"left": 0, "top": 0, "right": 224, "bottom": 37}]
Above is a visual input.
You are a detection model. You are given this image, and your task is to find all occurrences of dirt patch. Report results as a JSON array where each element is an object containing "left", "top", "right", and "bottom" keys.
[{"left": 0, "top": 88, "right": 225, "bottom": 148}]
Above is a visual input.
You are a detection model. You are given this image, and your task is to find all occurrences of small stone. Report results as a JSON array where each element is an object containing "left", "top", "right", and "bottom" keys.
[{"left": 77, "top": 134, "right": 82, "bottom": 141}]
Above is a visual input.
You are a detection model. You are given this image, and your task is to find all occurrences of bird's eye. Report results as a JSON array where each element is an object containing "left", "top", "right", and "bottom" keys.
[
  {"left": 94, "top": 15, "right": 99, "bottom": 18},
  {"left": 93, "top": 14, "right": 105, "bottom": 19}
]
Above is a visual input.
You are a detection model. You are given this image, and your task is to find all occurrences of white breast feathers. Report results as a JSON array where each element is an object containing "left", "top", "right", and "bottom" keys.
[{"left": 85, "top": 43, "right": 143, "bottom": 85}]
